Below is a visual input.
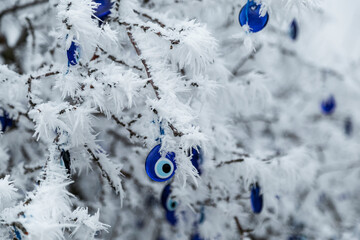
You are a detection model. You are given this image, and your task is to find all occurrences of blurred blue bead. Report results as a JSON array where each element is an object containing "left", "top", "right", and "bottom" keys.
[
  {"left": 161, "top": 184, "right": 179, "bottom": 212},
  {"left": 145, "top": 144, "right": 176, "bottom": 182},
  {"left": 13, "top": 226, "right": 21, "bottom": 240},
  {"left": 166, "top": 210, "right": 177, "bottom": 226},
  {"left": 93, "top": 0, "right": 113, "bottom": 21},
  {"left": 290, "top": 19, "right": 298, "bottom": 40},
  {"left": 191, "top": 147, "right": 203, "bottom": 175},
  {"left": 0, "top": 110, "right": 13, "bottom": 132},
  {"left": 250, "top": 183, "right": 263, "bottom": 214},
  {"left": 198, "top": 206, "right": 205, "bottom": 224},
  {"left": 67, "top": 41, "right": 80, "bottom": 66},
  {"left": 345, "top": 117, "right": 353, "bottom": 136},
  {"left": 191, "top": 233, "right": 203, "bottom": 240},
  {"left": 239, "top": 1, "right": 269, "bottom": 33},
  {"left": 321, "top": 95, "right": 336, "bottom": 115}
]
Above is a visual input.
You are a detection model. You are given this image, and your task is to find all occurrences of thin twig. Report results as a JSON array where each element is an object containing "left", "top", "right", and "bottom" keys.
[
  {"left": 216, "top": 158, "right": 244, "bottom": 168},
  {"left": 126, "top": 28, "right": 184, "bottom": 137},
  {"left": 0, "top": 0, "right": 48, "bottom": 19},
  {"left": 133, "top": 9, "right": 166, "bottom": 28}
]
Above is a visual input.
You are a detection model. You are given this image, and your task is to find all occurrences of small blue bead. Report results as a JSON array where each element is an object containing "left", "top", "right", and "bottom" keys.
[
  {"left": 145, "top": 144, "right": 176, "bottom": 182},
  {"left": 321, "top": 95, "right": 336, "bottom": 115},
  {"left": 93, "top": 0, "right": 113, "bottom": 21},
  {"left": 191, "top": 147, "right": 203, "bottom": 175},
  {"left": 290, "top": 19, "right": 298, "bottom": 40},
  {"left": 239, "top": 1, "right": 269, "bottom": 33},
  {"left": 250, "top": 183, "right": 263, "bottom": 214},
  {"left": 67, "top": 41, "right": 80, "bottom": 66}
]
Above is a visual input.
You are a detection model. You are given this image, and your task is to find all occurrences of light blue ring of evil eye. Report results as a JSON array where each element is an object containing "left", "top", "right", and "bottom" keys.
[
  {"left": 166, "top": 197, "right": 179, "bottom": 211},
  {"left": 154, "top": 158, "right": 175, "bottom": 179},
  {"left": 145, "top": 144, "right": 176, "bottom": 182},
  {"left": 239, "top": 1, "right": 269, "bottom": 33}
]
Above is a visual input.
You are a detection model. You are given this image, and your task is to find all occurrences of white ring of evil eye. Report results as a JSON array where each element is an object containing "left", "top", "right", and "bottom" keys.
[
  {"left": 166, "top": 197, "right": 179, "bottom": 211},
  {"left": 154, "top": 158, "right": 174, "bottom": 179}
]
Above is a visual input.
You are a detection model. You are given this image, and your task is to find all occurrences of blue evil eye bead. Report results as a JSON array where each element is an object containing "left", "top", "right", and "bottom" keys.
[
  {"left": 166, "top": 210, "right": 177, "bottom": 226},
  {"left": 67, "top": 40, "right": 80, "bottom": 66},
  {"left": 0, "top": 110, "right": 13, "bottom": 132},
  {"left": 250, "top": 182, "right": 263, "bottom": 214},
  {"left": 344, "top": 117, "right": 353, "bottom": 136},
  {"left": 145, "top": 144, "right": 176, "bottom": 182},
  {"left": 190, "top": 148, "right": 203, "bottom": 175},
  {"left": 289, "top": 19, "right": 298, "bottom": 40},
  {"left": 161, "top": 184, "right": 179, "bottom": 211},
  {"left": 321, "top": 95, "right": 336, "bottom": 115},
  {"left": 93, "top": 0, "right": 113, "bottom": 21},
  {"left": 239, "top": 1, "right": 269, "bottom": 33}
]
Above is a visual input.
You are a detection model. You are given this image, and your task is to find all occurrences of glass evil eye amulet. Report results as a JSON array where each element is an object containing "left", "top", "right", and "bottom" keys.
[
  {"left": 321, "top": 95, "right": 336, "bottom": 115},
  {"left": 0, "top": 110, "right": 13, "bottom": 132},
  {"left": 93, "top": 0, "right": 113, "bottom": 21},
  {"left": 145, "top": 144, "right": 177, "bottom": 182},
  {"left": 289, "top": 19, "right": 298, "bottom": 40},
  {"left": 161, "top": 184, "right": 179, "bottom": 225},
  {"left": 250, "top": 182, "right": 263, "bottom": 214},
  {"left": 67, "top": 41, "right": 80, "bottom": 66},
  {"left": 239, "top": 0, "right": 269, "bottom": 33}
]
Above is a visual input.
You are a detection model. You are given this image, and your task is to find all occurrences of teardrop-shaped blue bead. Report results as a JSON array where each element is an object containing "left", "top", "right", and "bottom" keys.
[
  {"left": 290, "top": 19, "right": 298, "bottom": 40},
  {"left": 239, "top": 1, "right": 269, "bottom": 33},
  {"left": 250, "top": 183, "right": 263, "bottom": 214}
]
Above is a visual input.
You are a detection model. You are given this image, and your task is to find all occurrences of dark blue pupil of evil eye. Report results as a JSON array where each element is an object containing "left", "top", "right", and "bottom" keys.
[
  {"left": 250, "top": 183, "right": 263, "bottom": 214},
  {"left": 238, "top": 1, "right": 269, "bottom": 33},
  {"left": 145, "top": 145, "right": 176, "bottom": 182},
  {"left": 163, "top": 164, "right": 171, "bottom": 173}
]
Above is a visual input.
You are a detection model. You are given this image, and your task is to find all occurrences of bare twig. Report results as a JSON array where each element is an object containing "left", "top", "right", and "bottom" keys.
[
  {"left": 133, "top": 9, "right": 166, "bottom": 28},
  {"left": 0, "top": 0, "right": 48, "bottom": 19},
  {"left": 216, "top": 158, "right": 244, "bottom": 168},
  {"left": 126, "top": 28, "right": 184, "bottom": 137}
]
